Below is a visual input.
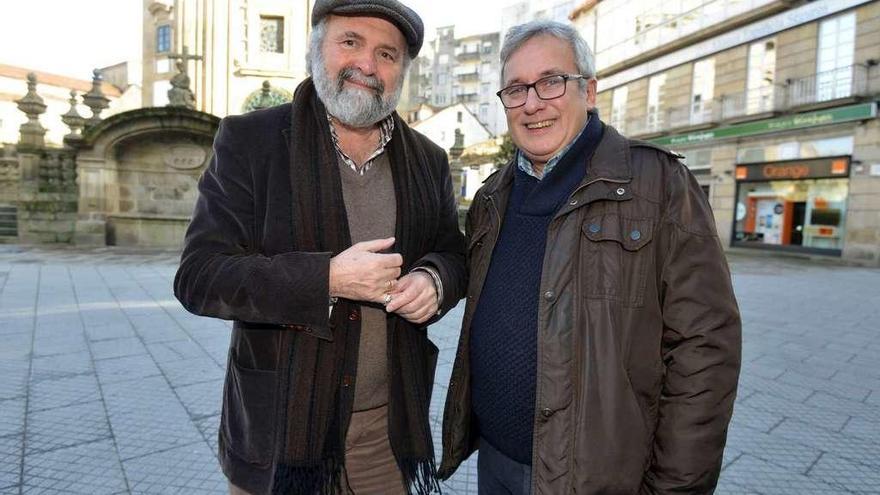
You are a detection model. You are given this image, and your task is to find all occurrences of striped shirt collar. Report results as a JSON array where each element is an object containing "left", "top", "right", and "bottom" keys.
[{"left": 327, "top": 113, "right": 395, "bottom": 175}]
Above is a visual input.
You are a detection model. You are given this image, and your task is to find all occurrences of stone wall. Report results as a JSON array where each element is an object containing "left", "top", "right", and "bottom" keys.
[{"left": 74, "top": 107, "right": 220, "bottom": 247}]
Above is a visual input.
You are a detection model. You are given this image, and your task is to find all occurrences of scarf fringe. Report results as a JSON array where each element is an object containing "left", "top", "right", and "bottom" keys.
[
  {"left": 271, "top": 457, "right": 344, "bottom": 495},
  {"left": 400, "top": 457, "right": 442, "bottom": 495}
]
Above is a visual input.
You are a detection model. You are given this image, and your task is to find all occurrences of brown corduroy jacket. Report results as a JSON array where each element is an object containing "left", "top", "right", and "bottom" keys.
[{"left": 440, "top": 124, "right": 742, "bottom": 494}]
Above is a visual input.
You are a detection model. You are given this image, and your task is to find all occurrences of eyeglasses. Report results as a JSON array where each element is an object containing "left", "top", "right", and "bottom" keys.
[{"left": 496, "top": 74, "right": 586, "bottom": 109}]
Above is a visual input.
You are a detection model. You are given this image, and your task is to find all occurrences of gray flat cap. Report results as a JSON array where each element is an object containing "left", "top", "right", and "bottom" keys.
[{"left": 311, "top": 0, "right": 424, "bottom": 57}]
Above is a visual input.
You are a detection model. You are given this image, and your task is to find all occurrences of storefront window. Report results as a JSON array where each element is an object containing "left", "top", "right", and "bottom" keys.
[{"left": 733, "top": 158, "right": 850, "bottom": 254}]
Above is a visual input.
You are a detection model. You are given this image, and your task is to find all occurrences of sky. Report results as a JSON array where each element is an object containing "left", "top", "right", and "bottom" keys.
[{"left": 0, "top": 0, "right": 520, "bottom": 82}]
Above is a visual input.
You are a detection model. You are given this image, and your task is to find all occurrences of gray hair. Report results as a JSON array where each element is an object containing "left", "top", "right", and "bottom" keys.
[
  {"left": 305, "top": 17, "right": 411, "bottom": 127},
  {"left": 500, "top": 20, "right": 595, "bottom": 89},
  {"left": 307, "top": 18, "right": 413, "bottom": 76}
]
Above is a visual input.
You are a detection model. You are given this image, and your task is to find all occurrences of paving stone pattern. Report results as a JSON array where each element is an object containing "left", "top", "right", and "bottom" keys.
[{"left": 0, "top": 246, "right": 878, "bottom": 494}]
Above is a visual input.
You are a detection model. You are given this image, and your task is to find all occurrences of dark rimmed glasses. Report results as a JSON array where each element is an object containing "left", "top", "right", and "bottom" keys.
[{"left": 496, "top": 74, "right": 586, "bottom": 109}]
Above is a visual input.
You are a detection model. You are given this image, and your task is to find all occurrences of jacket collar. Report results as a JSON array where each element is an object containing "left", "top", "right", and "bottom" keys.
[
  {"left": 482, "top": 117, "right": 632, "bottom": 198},
  {"left": 584, "top": 124, "right": 631, "bottom": 184}
]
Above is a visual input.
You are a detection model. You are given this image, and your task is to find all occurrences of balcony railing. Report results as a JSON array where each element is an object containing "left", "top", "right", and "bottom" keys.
[
  {"left": 666, "top": 101, "right": 719, "bottom": 128},
  {"left": 455, "top": 48, "right": 481, "bottom": 60},
  {"left": 610, "top": 64, "right": 874, "bottom": 136},
  {"left": 456, "top": 71, "right": 480, "bottom": 82},
  {"left": 621, "top": 100, "right": 718, "bottom": 136},
  {"left": 719, "top": 85, "right": 783, "bottom": 120},
  {"left": 787, "top": 64, "right": 869, "bottom": 107}
]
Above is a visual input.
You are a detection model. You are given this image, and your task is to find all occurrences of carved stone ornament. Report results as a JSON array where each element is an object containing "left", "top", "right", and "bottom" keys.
[{"left": 163, "top": 144, "right": 207, "bottom": 170}]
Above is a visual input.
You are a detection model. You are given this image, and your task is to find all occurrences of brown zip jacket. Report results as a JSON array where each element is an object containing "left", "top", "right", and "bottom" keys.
[{"left": 439, "top": 124, "right": 741, "bottom": 494}]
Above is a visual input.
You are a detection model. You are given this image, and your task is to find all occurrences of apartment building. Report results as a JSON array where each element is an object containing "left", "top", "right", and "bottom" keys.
[
  {"left": 573, "top": 0, "right": 880, "bottom": 265},
  {"left": 453, "top": 32, "right": 503, "bottom": 135},
  {"left": 428, "top": 26, "right": 457, "bottom": 109},
  {"left": 420, "top": 27, "right": 506, "bottom": 136}
]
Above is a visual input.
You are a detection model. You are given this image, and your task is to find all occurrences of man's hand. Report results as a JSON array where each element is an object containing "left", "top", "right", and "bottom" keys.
[
  {"left": 385, "top": 271, "right": 438, "bottom": 324},
  {"left": 329, "top": 237, "right": 402, "bottom": 303}
]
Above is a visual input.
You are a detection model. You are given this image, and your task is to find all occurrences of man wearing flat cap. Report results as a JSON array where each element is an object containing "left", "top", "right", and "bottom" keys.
[{"left": 174, "top": 1, "right": 466, "bottom": 493}]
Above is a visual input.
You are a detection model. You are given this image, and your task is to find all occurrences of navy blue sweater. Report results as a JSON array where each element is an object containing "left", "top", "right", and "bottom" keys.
[{"left": 470, "top": 117, "right": 603, "bottom": 464}]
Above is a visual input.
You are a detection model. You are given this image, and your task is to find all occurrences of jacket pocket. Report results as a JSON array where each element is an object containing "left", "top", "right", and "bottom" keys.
[
  {"left": 221, "top": 350, "right": 278, "bottom": 468},
  {"left": 581, "top": 214, "right": 654, "bottom": 307}
]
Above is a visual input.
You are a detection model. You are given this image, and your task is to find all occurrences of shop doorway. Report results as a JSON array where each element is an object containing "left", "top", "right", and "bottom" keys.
[{"left": 789, "top": 202, "right": 806, "bottom": 246}]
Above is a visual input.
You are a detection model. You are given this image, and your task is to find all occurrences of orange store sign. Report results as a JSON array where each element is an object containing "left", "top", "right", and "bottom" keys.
[
  {"left": 763, "top": 164, "right": 811, "bottom": 179},
  {"left": 831, "top": 159, "right": 848, "bottom": 175},
  {"left": 736, "top": 157, "right": 850, "bottom": 181}
]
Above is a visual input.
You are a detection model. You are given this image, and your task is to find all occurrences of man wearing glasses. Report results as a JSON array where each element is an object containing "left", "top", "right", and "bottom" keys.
[{"left": 439, "top": 20, "right": 741, "bottom": 494}]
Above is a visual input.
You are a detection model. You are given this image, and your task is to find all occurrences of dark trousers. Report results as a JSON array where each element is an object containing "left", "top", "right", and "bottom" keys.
[{"left": 478, "top": 437, "right": 532, "bottom": 495}]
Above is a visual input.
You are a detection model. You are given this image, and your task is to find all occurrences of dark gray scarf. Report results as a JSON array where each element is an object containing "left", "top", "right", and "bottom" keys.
[{"left": 270, "top": 78, "right": 441, "bottom": 495}]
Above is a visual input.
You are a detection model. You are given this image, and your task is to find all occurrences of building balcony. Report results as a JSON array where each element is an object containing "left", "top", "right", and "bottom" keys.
[
  {"left": 455, "top": 48, "right": 481, "bottom": 61},
  {"left": 610, "top": 65, "right": 876, "bottom": 139},
  {"left": 623, "top": 114, "right": 663, "bottom": 137},
  {"left": 714, "top": 65, "right": 872, "bottom": 121},
  {"left": 718, "top": 85, "right": 784, "bottom": 121},
  {"left": 666, "top": 102, "right": 720, "bottom": 130},
  {"left": 456, "top": 93, "right": 479, "bottom": 104},
  {"left": 616, "top": 102, "right": 719, "bottom": 137},
  {"left": 455, "top": 71, "right": 480, "bottom": 82},
  {"left": 785, "top": 64, "right": 870, "bottom": 109}
]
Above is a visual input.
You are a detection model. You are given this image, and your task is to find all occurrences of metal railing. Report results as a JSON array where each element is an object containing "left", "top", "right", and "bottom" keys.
[
  {"left": 787, "top": 64, "right": 869, "bottom": 107},
  {"left": 665, "top": 101, "right": 719, "bottom": 128},
  {"left": 719, "top": 84, "right": 783, "bottom": 120},
  {"left": 455, "top": 70, "right": 480, "bottom": 82},
  {"left": 609, "top": 64, "right": 874, "bottom": 136}
]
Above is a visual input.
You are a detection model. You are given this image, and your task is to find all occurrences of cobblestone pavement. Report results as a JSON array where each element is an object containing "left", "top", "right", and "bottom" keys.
[{"left": 0, "top": 245, "right": 878, "bottom": 494}]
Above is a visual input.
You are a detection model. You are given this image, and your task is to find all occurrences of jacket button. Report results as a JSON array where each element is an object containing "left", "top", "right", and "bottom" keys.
[
  {"left": 541, "top": 408, "right": 554, "bottom": 419},
  {"left": 342, "top": 375, "right": 352, "bottom": 387},
  {"left": 630, "top": 230, "right": 641, "bottom": 241},
  {"left": 348, "top": 311, "right": 360, "bottom": 321},
  {"left": 616, "top": 187, "right": 626, "bottom": 196},
  {"left": 588, "top": 223, "right": 601, "bottom": 233},
  {"left": 476, "top": 241, "right": 484, "bottom": 247},
  {"left": 543, "top": 290, "right": 555, "bottom": 301},
  {"left": 569, "top": 199, "right": 578, "bottom": 206}
]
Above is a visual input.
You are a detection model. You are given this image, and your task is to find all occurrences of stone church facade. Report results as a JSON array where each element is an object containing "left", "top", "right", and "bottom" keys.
[{"left": 142, "top": 0, "right": 310, "bottom": 117}]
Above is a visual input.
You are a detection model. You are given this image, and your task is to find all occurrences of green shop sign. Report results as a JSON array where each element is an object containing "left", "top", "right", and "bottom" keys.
[{"left": 650, "top": 102, "right": 878, "bottom": 147}]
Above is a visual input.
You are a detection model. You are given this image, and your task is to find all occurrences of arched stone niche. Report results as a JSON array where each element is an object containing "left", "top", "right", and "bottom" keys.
[{"left": 74, "top": 107, "right": 220, "bottom": 247}]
